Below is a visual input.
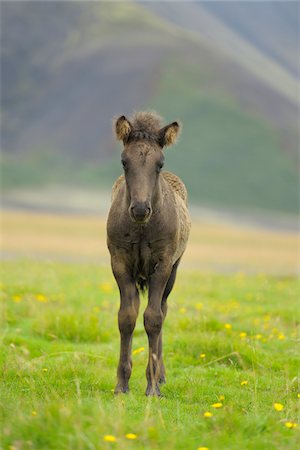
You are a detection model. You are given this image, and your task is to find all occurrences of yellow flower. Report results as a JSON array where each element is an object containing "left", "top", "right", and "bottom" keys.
[
  {"left": 240, "top": 380, "right": 248, "bottom": 386},
  {"left": 203, "top": 411, "right": 213, "bottom": 418},
  {"left": 32, "top": 411, "right": 37, "bottom": 416},
  {"left": 255, "top": 334, "right": 262, "bottom": 340},
  {"left": 239, "top": 332, "right": 247, "bottom": 339},
  {"left": 42, "top": 368, "right": 48, "bottom": 372},
  {"left": 195, "top": 303, "right": 203, "bottom": 310},
  {"left": 297, "top": 393, "right": 300, "bottom": 398},
  {"left": 12, "top": 295, "right": 22, "bottom": 303},
  {"left": 219, "top": 394, "right": 225, "bottom": 401},
  {"left": 200, "top": 353, "right": 206, "bottom": 359},
  {"left": 103, "top": 435, "right": 117, "bottom": 442},
  {"left": 132, "top": 347, "right": 145, "bottom": 355},
  {"left": 211, "top": 402, "right": 222, "bottom": 409},
  {"left": 93, "top": 306, "right": 100, "bottom": 313},
  {"left": 285, "top": 422, "right": 297, "bottom": 429},
  {"left": 100, "top": 283, "right": 113, "bottom": 293},
  {"left": 179, "top": 307, "right": 186, "bottom": 314},
  {"left": 273, "top": 403, "right": 284, "bottom": 411},
  {"left": 224, "top": 323, "right": 232, "bottom": 330},
  {"left": 125, "top": 433, "right": 137, "bottom": 439},
  {"left": 278, "top": 333, "right": 285, "bottom": 340},
  {"left": 36, "top": 294, "right": 47, "bottom": 303},
  {"left": 197, "top": 447, "right": 209, "bottom": 450}
]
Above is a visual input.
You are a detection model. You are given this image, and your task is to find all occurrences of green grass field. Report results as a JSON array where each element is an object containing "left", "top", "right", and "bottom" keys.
[{"left": 1, "top": 260, "right": 299, "bottom": 450}]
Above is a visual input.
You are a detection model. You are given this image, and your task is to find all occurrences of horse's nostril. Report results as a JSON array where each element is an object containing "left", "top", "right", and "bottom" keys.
[{"left": 130, "top": 203, "right": 152, "bottom": 222}]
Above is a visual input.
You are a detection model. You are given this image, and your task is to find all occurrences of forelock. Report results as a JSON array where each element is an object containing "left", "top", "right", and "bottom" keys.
[{"left": 130, "top": 111, "right": 163, "bottom": 134}]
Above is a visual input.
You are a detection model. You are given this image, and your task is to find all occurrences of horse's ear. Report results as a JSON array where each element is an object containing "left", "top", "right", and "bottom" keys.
[
  {"left": 115, "top": 115, "right": 132, "bottom": 143},
  {"left": 159, "top": 121, "right": 181, "bottom": 147}
]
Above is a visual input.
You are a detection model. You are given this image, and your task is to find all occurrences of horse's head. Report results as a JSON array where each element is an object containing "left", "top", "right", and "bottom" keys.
[{"left": 114, "top": 112, "right": 180, "bottom": 224}]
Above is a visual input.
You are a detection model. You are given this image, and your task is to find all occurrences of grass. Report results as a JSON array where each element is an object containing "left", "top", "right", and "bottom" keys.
[{"left": 1, "top": 260, "right": 299, "bottom": 449}]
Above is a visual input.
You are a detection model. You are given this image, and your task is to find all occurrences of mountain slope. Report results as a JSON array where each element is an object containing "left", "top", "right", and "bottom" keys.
[
  {"left": 1, "top": 2, "right": 173, "bottom": 159},
  {"left": 1, "top": 1, "right": 299, "bottom": 215},
  {"left": 142, "top": 1, "right": 299, "bottom": 104},
  {"left": 201, "top": 0, "right": 299, "bottom": 77}
]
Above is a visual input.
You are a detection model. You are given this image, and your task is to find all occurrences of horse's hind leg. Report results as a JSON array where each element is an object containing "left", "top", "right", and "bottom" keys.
[
  {"left": 144, "top": 262, "right": 174, "bottom": 396},
  {"left": 158, "top": 259, "right": 180, "bottom": 384},
  {"left": 112, "top": 259, "right": 140, "bottom": 394}
]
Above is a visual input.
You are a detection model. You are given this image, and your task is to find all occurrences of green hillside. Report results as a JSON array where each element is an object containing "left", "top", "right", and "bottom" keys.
[
  {"left": 104, "top": 59, "right": 298, "bottom": 213},
  {"left": 4, "top": 57, "right": 297, "bottom": 214},
  {"left": 1, "top": 1, "right": 299, "bottom": 215},
  {"left": 148, "top": 61, "right": 299, "bottom": 213}
]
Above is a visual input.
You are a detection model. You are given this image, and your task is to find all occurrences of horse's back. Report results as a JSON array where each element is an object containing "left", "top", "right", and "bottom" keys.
[
  {"left": 162, "top": 171, "right": 188, "bottom": 205},
  {"left": 111, "top": 175, "right": 125, "bottom": 202},
  {"left": 162, "top": 172, "right": 191, "bottom": 263}
]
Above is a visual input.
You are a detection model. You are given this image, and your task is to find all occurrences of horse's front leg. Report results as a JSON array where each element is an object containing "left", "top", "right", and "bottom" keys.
[
  {"left": 158, "top": 259, "right": 181, "bottom": 385},
  {"left": 144, "top": 264, "right": 172, "bottom": 396},
  {"left": 112, "top": 258, "right": 140, "bottom": 394}
]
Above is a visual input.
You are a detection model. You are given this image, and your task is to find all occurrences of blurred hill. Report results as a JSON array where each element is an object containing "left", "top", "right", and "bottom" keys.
[{"left": 1, "top": 1, "right": 299, "bottom": 216}]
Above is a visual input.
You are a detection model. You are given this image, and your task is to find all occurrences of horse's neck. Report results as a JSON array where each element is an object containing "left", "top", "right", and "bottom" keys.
[{"left": 151, "top": 175, "right": 167, "bottom": 214}]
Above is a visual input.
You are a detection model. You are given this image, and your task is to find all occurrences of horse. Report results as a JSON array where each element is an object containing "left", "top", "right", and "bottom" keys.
[{"left": 107, "top": 111, "right": 190, "bottom": 396}]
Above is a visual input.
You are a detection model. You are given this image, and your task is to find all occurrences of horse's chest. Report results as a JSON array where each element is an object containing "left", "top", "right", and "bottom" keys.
[
  {"left": 126, "top": 231, "right": 165, "bottom": 278},
  {"left": 108, "top": 214, "right": 175, "bottom": 276},
  {"left": 131, "top": 238, "right": 153, "bottom": 266}
]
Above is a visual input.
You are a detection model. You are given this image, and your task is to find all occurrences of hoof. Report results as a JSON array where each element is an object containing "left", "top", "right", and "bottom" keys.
[
  {"left": 158, "top": 375, "right": 166, "bottom": 385},
  {"left": 114, "top": 384, "right": 129, "bottom": 394},
  {"left": 145, "top": 383, "right": 161, "bottom": 397}
]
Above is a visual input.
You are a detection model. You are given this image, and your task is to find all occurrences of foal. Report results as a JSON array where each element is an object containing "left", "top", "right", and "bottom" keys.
[{"left": 107, "top": 112, "right": 190, "bottom": 396}]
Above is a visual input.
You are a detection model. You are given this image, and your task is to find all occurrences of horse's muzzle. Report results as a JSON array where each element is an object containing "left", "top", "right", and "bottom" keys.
[{"left": 129, "top": 202, "right": 152, "bottom": 224}]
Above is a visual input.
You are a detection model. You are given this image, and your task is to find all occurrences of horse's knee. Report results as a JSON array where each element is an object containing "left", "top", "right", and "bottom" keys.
[
  {"left": 118, "top": 308, "right": 137, "bottom": 334},
  {"left": 161, "top": 299, "right": 168, "bottom": 318},
  {"left": 144, "top": 307, "right": 163, "bottom": 337}
]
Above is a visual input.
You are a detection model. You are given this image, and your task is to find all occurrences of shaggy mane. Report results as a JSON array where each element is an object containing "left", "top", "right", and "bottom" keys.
[{"left": 130, "top": 111, "right": 163, "bottom": 134}]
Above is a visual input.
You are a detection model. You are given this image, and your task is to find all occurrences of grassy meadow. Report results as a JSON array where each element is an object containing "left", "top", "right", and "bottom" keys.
[{"left": 1, "top": 211, "right": 300, "bottom": 449}]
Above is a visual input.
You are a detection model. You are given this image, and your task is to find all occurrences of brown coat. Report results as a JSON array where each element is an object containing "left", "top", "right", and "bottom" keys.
[{"left": 107, "top": 112, "right": 190, "bottom": 396}]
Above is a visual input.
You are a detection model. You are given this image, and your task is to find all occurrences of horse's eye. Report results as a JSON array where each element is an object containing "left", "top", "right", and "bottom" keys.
[
  {"left": 156, "top": 161, "right": 164, "bottom": 172},
  {"left": 121, "top": 160, "right": 128, "bottom": 171}
]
